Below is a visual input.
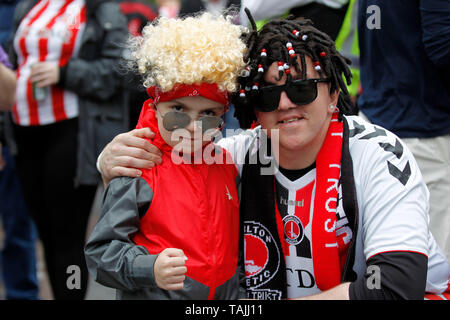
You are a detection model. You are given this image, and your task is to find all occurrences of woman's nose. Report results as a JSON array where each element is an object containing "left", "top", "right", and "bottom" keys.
[{"left": 277, "top": 91, "right": 297, "bottom": 111}]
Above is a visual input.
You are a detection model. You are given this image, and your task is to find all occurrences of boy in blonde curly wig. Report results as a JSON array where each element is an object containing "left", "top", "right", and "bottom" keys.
[{"left": 85, "top": 12, "right": 247, "bottom": 300}]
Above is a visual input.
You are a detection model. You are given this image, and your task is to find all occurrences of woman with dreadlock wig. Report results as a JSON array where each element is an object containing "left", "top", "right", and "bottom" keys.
[
  {"left": 233, "top": 9, "right": 355, "bottom": 128},
  {"left": 96, "top": 9, "right": 450, "bottom": 300}
]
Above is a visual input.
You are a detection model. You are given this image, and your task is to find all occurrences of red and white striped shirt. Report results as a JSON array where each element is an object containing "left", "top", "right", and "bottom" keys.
[{"left": 13, "top": 0, "right": 86, "bottom": 126}]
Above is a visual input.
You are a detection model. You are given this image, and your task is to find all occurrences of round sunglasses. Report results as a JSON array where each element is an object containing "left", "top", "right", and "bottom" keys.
[
  {"left": 255, "top": 77, "right": 331, "bottom": 112},
  {"left": 161, "top": 110, "right": 225, "bottom": 133}
]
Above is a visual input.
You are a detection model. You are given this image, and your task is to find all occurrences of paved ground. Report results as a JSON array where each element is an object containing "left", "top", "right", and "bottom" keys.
[{"left": 0, "top": 185, "right": 116, "bottom": 300}]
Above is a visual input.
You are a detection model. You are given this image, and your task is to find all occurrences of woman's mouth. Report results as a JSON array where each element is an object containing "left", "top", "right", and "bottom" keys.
[{"left": 279, "top": 116, "right": 304, "bottom": 125}]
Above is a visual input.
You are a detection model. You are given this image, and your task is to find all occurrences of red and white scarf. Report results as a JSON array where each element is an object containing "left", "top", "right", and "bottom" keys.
[
  {"left": 241, "top": 111, "right": 349, "bottom": 299},
  {"left": 275, "top": 111, "right": 344, "bottom": 290}
]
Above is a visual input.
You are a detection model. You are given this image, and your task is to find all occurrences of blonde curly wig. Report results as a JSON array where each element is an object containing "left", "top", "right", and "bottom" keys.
[{"left": 130, "top": 13, "right": 248, "bottom": 93}]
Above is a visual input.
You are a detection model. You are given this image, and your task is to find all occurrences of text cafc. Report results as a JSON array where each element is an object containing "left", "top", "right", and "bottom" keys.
[{"left": 185, "top": 304, "right": 263, "bottom": 317}]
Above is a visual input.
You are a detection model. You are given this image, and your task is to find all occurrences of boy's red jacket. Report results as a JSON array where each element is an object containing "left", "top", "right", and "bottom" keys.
[{"left": 132, "top": 103, "right": 240, "bottom": 299}]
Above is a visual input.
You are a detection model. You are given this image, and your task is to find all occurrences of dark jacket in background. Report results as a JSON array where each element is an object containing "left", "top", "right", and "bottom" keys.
[
  {"left": 358, "top": 0, "right": 450, "bottom": 138},
  {"left": 7, "top": 0, "right": 130, "bottom": 185},
  {"left": 289, "top": 2, "right": 348, "bottom": 41},
  {"left": 0, "top": 0, "right": 22, "bottom": 47},
  {"left": 116, "top": 0, "right": 158, "bottom": 129}
]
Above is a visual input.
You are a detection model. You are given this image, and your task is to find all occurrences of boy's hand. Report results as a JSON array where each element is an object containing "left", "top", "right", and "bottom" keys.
[
  {"left": 98, "top": 128, "right": 163, "bottom": 185},
  {"left": 154, "top": 248, "right": 188, "bottom": 291}
]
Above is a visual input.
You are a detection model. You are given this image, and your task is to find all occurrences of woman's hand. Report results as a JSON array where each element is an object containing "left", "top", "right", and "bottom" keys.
[
  {"left": 98, "top": 127, "right": 163, "bottom": 185},
  {"left": 154, "top": 248, "right": 188, "bottom": 291},
  {"left": 0, "top": 63, "right": 16, "bottom": 110},
  {"left": 30, "top": 62, "right": 60, "bottom": 87}
]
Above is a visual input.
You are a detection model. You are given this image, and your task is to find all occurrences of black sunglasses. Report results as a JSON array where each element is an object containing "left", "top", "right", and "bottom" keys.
[
  {"left": 255, "top": 78, "right": 331, "bottom": 112},
  {"left": 161, "top": 110, "right": 224, "bottom": 133}
]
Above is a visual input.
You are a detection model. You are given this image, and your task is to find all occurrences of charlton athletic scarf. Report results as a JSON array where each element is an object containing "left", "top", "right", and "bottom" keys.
[{"left": 240, "top": 112, "right": 359, "bottom": 299}]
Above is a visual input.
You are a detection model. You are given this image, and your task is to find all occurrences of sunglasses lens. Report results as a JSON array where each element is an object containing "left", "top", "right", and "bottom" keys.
[
  {"left": 162, "top": 111, "right": 191, "bottom": 131},
  {"left": 256, "top": 87, "right": 282, "bottom": 112},
  {"left": 287, "top": 80, "right": 318, "bottom": 106},
  {"left": 162, "top": 111, "right": 224, "bottom": 133},
  {"left": 254, "top": 79, "right": 325, "bottom": 112},
  {"left": 199, "top": 116, "right": 224, "bottom": 133}
]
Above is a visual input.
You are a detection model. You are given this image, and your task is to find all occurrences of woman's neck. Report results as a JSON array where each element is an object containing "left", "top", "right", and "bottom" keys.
[{"left": 276, "top": 118, "right": 331, "bottom": 170}]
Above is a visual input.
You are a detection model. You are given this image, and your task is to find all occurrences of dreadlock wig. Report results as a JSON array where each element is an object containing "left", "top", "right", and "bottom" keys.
[
  {"left": 233, "top": 9, "right": 354, "bottom": 128},
  {"left": 129, "top": 12, "right": 248, "bottom": 93}
]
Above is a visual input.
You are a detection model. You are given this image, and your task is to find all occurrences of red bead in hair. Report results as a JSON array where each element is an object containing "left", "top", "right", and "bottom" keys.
[
  {"left": 314, "top": 61, "right": 322, "bottom": 71},
  {"left": 277, "top": 61, "right": 284, "bottom": 71}
]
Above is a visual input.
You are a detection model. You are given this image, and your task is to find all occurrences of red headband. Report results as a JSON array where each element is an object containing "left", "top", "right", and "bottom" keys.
[{"left": 146, "top": 83, "right": 230, "bottom": 107}]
